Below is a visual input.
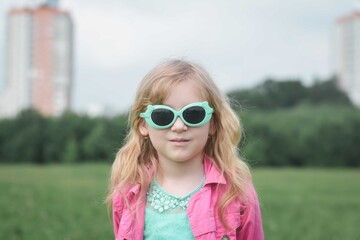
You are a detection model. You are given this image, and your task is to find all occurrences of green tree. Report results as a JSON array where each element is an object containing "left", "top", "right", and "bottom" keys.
[
  {"left": 1, "top": 109, "right": 47, "bottom": 163},
  {"left": 43, "top": 111, "right": 95, "bottom": 163},
  {"left": 227, "top": 77, "right": 352, "bottom": 111},
  {"left": 228, "top": 79, "right": 307, "bottom": 110},
  {"left": 308, "top": 76, "right": 351, "bottom": 105},
  {"left": 62, "top": 137, "right": 79, "bottom": 164},
  {"left": 83, "top": 122, "right": 108, "bottom": 161}
]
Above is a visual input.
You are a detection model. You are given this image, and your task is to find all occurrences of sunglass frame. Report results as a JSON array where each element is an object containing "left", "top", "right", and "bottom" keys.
[{"left": 140, "top": 101, "right": 214, "bottom": 129}]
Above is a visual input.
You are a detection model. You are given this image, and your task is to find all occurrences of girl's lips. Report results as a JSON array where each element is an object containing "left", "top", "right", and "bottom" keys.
[
  {"left": 170, "top": 138, "right": 189, "bottom": 142},
  {"left": 169, "top": 139, "right": 190, "bottom": 145}
]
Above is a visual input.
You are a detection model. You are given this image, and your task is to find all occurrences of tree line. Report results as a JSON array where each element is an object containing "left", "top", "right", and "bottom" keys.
[
  {"left": 227, "top": 76, "right": 351, "bottom": 110},
  {"left": 0, "top": 110, "right": 128, "bottom": 164},
  {"left": 0, "top": 77, "right": 359, "bottom": 167}
]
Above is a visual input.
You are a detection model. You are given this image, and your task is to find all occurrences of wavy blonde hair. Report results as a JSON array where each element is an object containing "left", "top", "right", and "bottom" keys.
[{"left": 106, "top": 59, "right": 251, "bottom": 227}]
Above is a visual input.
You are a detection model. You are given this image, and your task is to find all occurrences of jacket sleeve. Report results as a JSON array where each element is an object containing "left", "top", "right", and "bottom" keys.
[
  {"left": 237, "top": 183, "right": 264, "bottom": 240},
  {"left": 112, "top": 194, "right": 124, "bottom": 239}
]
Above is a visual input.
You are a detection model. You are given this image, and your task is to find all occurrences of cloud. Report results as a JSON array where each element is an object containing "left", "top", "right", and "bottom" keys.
[{"left": 66, "top": 1, "right": 231, "bottom": 70}]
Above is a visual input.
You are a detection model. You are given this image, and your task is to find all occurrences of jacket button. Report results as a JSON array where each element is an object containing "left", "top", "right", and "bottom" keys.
[{"left": 221, "top": 235, "right": 230, "bottom": 240}]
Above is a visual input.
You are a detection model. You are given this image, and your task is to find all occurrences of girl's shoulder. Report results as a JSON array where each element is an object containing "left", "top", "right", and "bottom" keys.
[{"left": 239, "top": 180, "right": 260, "bottom": 206}]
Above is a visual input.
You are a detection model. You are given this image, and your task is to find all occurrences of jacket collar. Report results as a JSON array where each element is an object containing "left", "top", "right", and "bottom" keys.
[
  {"left": 127, "top": 184, "right": 141, "bottom": 196},
  {"left": 203, "top": 155, "right": 227, "bottom": 185}
]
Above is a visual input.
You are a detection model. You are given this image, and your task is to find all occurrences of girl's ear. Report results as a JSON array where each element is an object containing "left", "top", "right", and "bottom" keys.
[{"left": 139, "top": 119, "right": 149, "bottom": 137}]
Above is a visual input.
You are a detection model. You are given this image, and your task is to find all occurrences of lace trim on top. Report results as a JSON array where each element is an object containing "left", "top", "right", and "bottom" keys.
[{"left": 146, "top": 177, "right": 206, "bottom": 214}]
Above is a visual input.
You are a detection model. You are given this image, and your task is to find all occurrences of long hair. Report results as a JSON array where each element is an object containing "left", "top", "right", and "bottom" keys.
[{"left": 106, "top": 59, "right": 251, "bottom": 227}]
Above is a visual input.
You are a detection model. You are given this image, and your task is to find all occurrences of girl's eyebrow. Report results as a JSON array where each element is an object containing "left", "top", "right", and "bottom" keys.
[
  {"left": 159, "top": 102, "right": 203, "bottom": 109},
  {"left": 153, "top": 103, "right": 170, "bottom": 107},
  {"left": 158, "top": 102, "right": 175, "bottom": 108}
]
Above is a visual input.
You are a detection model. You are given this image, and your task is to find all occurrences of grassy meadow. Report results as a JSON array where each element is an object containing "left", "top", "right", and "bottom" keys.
[{"left": 0, "top": 164, "right": 359, "bottom": 240}]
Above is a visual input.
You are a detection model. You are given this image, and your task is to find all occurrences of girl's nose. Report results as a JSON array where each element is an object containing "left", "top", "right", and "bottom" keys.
[{"left": 170, "top": 117, "right": 188, "bottom": 132}]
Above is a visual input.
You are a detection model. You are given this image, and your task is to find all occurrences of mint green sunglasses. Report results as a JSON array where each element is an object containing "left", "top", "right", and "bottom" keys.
[{"left": 140, "top": 101, "right": 214, "bottom": 129}]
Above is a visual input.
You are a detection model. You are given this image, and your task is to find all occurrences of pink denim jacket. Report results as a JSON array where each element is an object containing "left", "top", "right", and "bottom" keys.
[{"left": 112, "top": 157, "right": 264, "bottom": 240}]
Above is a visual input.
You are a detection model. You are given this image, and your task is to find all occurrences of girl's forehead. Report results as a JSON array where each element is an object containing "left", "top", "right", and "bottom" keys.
[
  {"left": 168, "top": 80, "right": 205, "bottom": 98},
  {"left": 149, "top": 78, "right": 208, "bottom": 104}
]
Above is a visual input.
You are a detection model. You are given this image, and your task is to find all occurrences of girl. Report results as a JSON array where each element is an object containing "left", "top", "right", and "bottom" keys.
[{"left": 107, "top": 59, "right": 264, "bottom": 240}]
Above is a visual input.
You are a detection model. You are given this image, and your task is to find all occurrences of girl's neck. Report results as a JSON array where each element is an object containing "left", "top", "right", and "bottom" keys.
[{"left": 155, "top": 154, "right": 205, "bottom": 197}]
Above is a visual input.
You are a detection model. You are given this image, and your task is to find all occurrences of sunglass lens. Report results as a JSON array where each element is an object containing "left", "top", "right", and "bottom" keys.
[
  {"left": 151, "top": 109, "right": 174, "bottom": 126},
  {"left": 183, "top": 106, "right": 206, "bottom": 124}
]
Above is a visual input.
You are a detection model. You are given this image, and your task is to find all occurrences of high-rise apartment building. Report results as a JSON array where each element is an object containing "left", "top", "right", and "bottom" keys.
[
  {"left": 334, "top": 12, "right": 360, "bottom": 107},
  {"left": 0, "top": 0, "right": 73, "bottom": 117}
]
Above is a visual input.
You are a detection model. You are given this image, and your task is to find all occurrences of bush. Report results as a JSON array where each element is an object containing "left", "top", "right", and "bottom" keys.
[{"left": 240, "top": 105, "right": 360, "bottom": 167}]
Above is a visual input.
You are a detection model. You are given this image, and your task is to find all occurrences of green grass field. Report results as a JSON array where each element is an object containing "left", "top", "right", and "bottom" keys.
[{"left": 0, "top": 165, "right": 359, "bottom": 240}]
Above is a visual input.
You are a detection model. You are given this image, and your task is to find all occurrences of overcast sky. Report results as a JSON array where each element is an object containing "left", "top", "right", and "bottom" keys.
[{"left": 0, "top": 0, "right": 357, "bottom": 113}]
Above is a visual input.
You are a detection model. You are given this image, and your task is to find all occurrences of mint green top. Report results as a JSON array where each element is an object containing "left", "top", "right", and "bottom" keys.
[{"left": 144, "top": 178, "right": 205, "bottom": 240}]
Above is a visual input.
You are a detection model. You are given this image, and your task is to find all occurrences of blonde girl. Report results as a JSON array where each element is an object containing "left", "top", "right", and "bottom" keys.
[{"left": 107, "top": 59, "right": 263, "bottom": 240}]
